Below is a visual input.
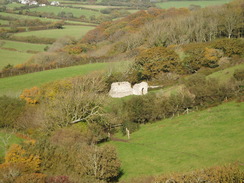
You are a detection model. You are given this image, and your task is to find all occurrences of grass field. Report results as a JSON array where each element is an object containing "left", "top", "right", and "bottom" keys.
[
  {"left": 0, "top": 62, "right": 121, "bottom": 97},
  {"left": 0, "top": 40, "right": 48, "bottom": 52},
  {"left": 156, "top": 0, "right": 232, "bottom": 9},
  {"left": 5, "top": 2, "right": 25, "bottom": 9},
  {"left": 0, "top": 49, "right": 33, "bottom": 69},
  {"left": 0, "top": 12, "right": 90, "bottom": 25},
  {"left": 0, "top": 12, "right": 57, "bottom": 22},
  {"left": 0, "top": 19, "right": 9, "bottom": 25},
  {"left": 0, "top": 131, "right": 23, "bottom": 158},
  {"left": 27, "top": 6, "right": 101, "bottom": 18},
  {"left": 63, "top": 4, "right": 125, "bottom": 10},
  {"left": 110, "top": 101, "right": 244, "bottom": 180},
  {"left": 13, "top": 25, "right": 94, "bottom": 39}
]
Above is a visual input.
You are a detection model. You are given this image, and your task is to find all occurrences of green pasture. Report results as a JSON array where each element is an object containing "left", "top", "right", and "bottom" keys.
[
  {"left": 63, "top": 4, "right": 125, "bottom": 10},
  {"left": 27, "top": 6, "right": 100, "bottom": 18},
  {"left": 0, "top": 130, "right": 23, "bottom": 158},
  {"left": 0, "top": 19, "right": 8, "bottom": 25},
  {"left": 13, "top": 25, "right": 94, "bottom": 39},
  {"left": 110, "top": 101, "right": 244, "bottom": 180},
  {"left": 156, "top": 0, "right": 232, "bottom": 9},
  {"left": 5, "top": 3, "right": 25, "bottom": 9},
  {"left": 0, "top": 12, "right": 56, "bottom": 22},
  {"left": 0, "top": 62, "right": 122, "bottom": 97},
  {"left": 0, "top": 12, "right": 88, "bottom": 25},
  {"left": 0, "top": 49, "right": 33, "bottom": 69},
  {"left": 0, "top": 40, "right": 48, "bottom": 52}
]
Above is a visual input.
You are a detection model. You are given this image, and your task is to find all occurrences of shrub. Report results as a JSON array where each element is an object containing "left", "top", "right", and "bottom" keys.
[
  {"left": 155, "top": 164, "right": 244, "bottom": 183},
  {"left": 134, "top": 47, "right": 180, "bottom": 80},
  {"left": 46, "top": 175, "right": 73, "bottom": 183},
  {"left": 183, "top": 74, "right": 237, "bottom": 106},
  {"left": 15, "top": 173, "right": 46, "bottom": 183},
  {"left": 233, "top": 69, "right": 244, "bottom": 81},
  {"left": 4, "top": 144, "right": 41, "bottom": 173},
  {"left": 0, "top": 96, "right": 25, "bottom": 128},
  {"left": 211, "top": 38, "right": 244, "bottom": 57}
]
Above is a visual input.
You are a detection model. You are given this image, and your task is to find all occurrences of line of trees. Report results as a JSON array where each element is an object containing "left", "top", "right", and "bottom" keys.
[{"left": 82, "top": 0, "right": 243, "bottom": 55}]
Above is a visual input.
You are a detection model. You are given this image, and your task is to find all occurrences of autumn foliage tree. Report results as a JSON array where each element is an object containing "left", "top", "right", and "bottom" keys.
[
  {"left": 0, "top": 143, "right": 42, "bottom": 182},
  {"left": 133, "top": 47, "right": 180, "bottom": 80},
  {"left": 20, "top": 86, "right": 40, "bottom": 104},
  {"left": 0, "top": 96, "right": 25, "bottom": 128}
]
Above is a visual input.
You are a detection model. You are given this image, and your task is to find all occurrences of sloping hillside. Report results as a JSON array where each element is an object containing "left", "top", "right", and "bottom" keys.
[{"left": 110, "top": 101, "right": 244, "bottom": 180}]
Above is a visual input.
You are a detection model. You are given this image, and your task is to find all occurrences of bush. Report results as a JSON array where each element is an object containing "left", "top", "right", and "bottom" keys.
[
  {"left": 211, "top": 38, "right": 244, "bottom": 57},
  {"left": 121, "top": 121, "right": 140, "bottom": 135},
  {"left": 0, "top": 96, "right": 25, "bottom": 128},
  {"left": 134, "top": 47, "right": 180, "bottom": 80},
  {"left": 183, "top": 74, "right": 237, "bottom": 106},
  {"left": 15, "top": 173, "right": 46, "bottom": 183},
  {"left": 233, "top": 69, "right": 244, "bottom": 81},
  {"left": 46, "top": 175, "right": 73, "bottom": 183},
  {"left": 155, "top": 164, "right": 244, "bottom": 183}
]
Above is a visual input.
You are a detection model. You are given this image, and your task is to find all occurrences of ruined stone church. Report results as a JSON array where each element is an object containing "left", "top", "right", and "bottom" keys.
[{"left": 109, "top": 81, "right": 148, "bottom": 98}]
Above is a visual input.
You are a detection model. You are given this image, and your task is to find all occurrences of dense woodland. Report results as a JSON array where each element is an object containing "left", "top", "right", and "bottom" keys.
[{"left": 0, "top": 0, "right": 244, "bottom": 182}]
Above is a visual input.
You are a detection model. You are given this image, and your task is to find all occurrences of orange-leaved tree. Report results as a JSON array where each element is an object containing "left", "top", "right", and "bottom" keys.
[
  {"left": 134, "top": 47, "right": 180, "bottom": 80},
  {"left": 20, "top": 86, "right": 40, "bottom": 104}
]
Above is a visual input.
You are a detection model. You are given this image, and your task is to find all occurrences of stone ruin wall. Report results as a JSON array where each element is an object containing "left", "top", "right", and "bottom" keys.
[{"left": 109, "top": 81, "right": 148, "bottom": 98}]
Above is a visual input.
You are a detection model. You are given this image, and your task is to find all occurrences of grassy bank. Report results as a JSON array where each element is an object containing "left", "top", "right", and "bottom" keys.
[{"left": 110, "top": 101, "right": 244, "bottom": 180}]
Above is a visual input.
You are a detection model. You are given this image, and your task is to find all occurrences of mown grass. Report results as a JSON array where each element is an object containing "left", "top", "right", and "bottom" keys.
[
  {"left": 0, "top": 131, "right": 23, "bottom": 158},
  {"left": 156, "top": 0, "right": 232, "bottom": 9},
  {"left": 0, "top": 49, "right": 33, "bottom": 69},
  {"left": 13, "top": 25, "right": 94, "bottom": 39},
  {"left": 0, "top": 62, "right": 123, "bottom": 97},
  {"left": 110, "top": 101, "right": 244, "bottom": 180},
  {"left": 27, "top": 6, "right": 101, "bottom": 18},
  {"left": 0, "top": 40, "right": 48, "bottom": 52}
]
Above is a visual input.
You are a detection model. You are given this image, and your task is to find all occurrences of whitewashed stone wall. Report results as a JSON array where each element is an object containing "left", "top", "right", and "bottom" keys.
[
  {"left": 109, "top": 81, "right": 148, "bottom": 98},
  {"left": 133, "top": 82, "right": 148, "bottom": 95}
]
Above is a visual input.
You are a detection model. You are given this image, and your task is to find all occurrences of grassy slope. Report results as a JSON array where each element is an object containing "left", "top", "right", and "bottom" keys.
[
  {"left": 0, "top": 40, "right": 48, "bottom": 52},
  {"left": 0, "top": 12, "right": 89, "bottom": 25},
  {"left": 0, "top": 49, "right": 33, "bottom": 69},
  {"left": 110, "top": 101, "right": 244, "bottom": 180},
  {"left": 0, "top": 19, "right": 9, "bottom": 25},
  {"left": 207, "top": 63, "right": 244, "bottom": 83},
  {"left": 0, "top": 12, "right": 59, "bottom": 22},
  {"left": 13, "top": 25, "right": 94, "bottom": 39},
  {"left": 156, "top": 0, "right": 231, "bottom": 9},
  {"left": 0, "top": 62, "right": 121, "bottom": 97},
  {"left": 27, "top": 6, "right": 100, "bottom": 17},
  {"left": 5, "top": 3, "right": 25, "bottom": 9},
  {"left": 63, "top": 4, "right": 125, "bottom": 10},
  {"left": 0, "top": 131, "right": 23, "bottom": 157}
]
